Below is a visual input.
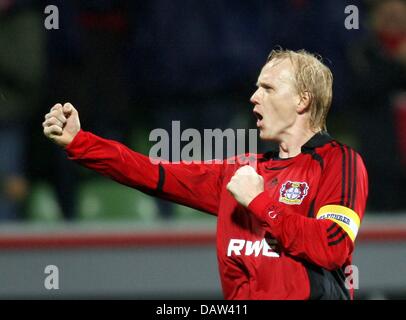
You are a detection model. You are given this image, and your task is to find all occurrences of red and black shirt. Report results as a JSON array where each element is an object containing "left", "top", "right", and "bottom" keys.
[{"left": 66, "top": 130, "right": 368, "bottom": 300}]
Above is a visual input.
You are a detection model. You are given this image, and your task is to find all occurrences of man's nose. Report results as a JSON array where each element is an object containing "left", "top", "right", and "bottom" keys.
[{"left": 250, "top": 89, "right": 260, "bottom": 105}]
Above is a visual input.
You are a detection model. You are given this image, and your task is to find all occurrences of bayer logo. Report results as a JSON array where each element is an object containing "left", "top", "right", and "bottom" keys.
[
  {"left": 279, "top": 181, "right": 309, "bottom": 205},
  {"left": 285, "top": 187, "right": 301, "bottom": 200}
]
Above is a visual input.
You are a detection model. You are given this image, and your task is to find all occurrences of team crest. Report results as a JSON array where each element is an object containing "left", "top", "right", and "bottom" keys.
[{"left": 279, "top": 181, "right": 309, "bottom": 205}]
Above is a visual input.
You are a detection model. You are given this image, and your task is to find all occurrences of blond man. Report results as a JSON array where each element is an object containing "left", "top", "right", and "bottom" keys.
[{"left": 43, "top": 49, "right": 368, "bottom": 299}]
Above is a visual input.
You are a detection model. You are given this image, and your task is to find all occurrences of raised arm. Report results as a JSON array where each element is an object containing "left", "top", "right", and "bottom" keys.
[{"left": 43, "top": 103, "right": 224, "bottom": 215}]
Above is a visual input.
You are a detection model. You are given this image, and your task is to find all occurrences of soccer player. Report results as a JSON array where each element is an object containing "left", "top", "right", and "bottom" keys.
[{"left": 43, "top": 49, "right": 368, "bottom": 300}]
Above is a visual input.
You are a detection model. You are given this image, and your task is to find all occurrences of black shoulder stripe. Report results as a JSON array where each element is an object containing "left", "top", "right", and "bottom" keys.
[
  {"left": 328, "top": 232, "right": 348, "bottom": 246},
  {"left": 307, "top": 199, "right": 315, "bottom": 218},
  {"left": 327, "top": 225, "right": 343, "bottom": 240},
  {"left": 351, "top": 151, "right": 357, "bottom": 210},
  {"left": 157, "top": 164, "right": 165, "bottom": 193},
  {"left": 346, "top": 147, "right": 353, "bottom": 208},
  {"left": 310, "top": 150, "right": 324, "bottom": 169},
  {"left": 326, "top": 222, "right": 338, "bottom": 233},
  {"left": 302, "top": 149, "right": 324, "bottom": 169},
  {"left": 339, "top": 145, "right": 346, "bottom": 206}
]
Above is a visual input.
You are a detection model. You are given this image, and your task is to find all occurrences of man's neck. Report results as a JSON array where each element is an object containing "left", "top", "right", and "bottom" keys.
[{"left": 278, "top": 127, "right": 320, "bottom": 159}]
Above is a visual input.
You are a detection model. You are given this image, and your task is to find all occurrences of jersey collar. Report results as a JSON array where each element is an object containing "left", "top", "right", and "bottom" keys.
[
  {"left": 301, "top": 131, "right": 334, "bottom": 150},
  {"left": 261, "top": 131, "right": 334, "bottom": 161}
]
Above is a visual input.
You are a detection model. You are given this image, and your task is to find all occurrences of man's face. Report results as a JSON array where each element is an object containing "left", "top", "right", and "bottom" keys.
[{"left": 250, "top": 58, "right": 301, "bottom": 141}]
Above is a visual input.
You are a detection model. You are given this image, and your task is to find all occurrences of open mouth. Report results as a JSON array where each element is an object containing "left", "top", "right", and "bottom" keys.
[{"left": 253, "top": 110, "right": 263, "bottom": 121}]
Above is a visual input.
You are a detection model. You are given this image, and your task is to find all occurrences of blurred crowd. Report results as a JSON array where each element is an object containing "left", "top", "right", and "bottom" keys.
[{"left": 0, "top": 0, "right": 405, "bottom": 221}]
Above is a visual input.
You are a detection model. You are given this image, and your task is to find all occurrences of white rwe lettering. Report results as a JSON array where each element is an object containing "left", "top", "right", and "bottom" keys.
[
  {"left": 227, "top": 239, "right": 279, "bottom": 257},
  {"left": 262, "top": 239, "right": 279, "bottom": 257},
  {"left": 227, "top": 239, "right": 245, "bottom": 256},
  {"left": 245, "top": 240, "right": 263, "bottom": 257}
]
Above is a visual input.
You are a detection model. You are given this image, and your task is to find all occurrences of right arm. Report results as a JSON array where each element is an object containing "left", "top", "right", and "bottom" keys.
[{"left": 43, "top": 103, "right": 224, "bottom": 215}]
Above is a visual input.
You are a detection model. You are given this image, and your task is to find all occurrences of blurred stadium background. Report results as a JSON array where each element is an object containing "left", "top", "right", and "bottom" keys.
[{"left": 0, "top": 0, "right": 405, "bottom": 299}]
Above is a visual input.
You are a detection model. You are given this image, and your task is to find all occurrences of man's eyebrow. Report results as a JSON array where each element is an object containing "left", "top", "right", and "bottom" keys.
[{"left": 256, "top": 81, "right": 273, "bottom": 88}]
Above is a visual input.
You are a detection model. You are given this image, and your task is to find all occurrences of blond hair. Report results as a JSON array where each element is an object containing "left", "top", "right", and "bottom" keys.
[{"left": 266, "top": 49, "right": 333, "bottom": 131}]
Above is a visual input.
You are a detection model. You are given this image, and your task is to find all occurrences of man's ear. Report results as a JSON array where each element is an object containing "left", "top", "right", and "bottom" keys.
[{"left": 297, "top": 91, "right": 311, "bottom": 114}]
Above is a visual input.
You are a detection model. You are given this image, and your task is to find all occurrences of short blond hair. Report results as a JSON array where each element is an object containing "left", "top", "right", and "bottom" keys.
[{"left": 266, "top": 49, "right": 333, "bottom": 131}]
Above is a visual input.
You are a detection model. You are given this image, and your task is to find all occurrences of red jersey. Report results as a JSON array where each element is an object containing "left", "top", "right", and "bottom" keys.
[{"left": 65, "top": 130, "right": 368, "bottom": 300}]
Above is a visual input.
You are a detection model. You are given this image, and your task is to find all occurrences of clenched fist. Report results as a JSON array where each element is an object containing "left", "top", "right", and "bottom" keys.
[
  {"left": 226, "top": 165, "right": 264, "bottom": 207},
  {"left": 42, "top": 103, "right": 81, "bottom": 148}
]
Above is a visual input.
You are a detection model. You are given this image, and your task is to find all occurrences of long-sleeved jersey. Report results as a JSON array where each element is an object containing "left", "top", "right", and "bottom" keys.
[{"left": 65, "top": 130, "right": 368, "bottom": 300}]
